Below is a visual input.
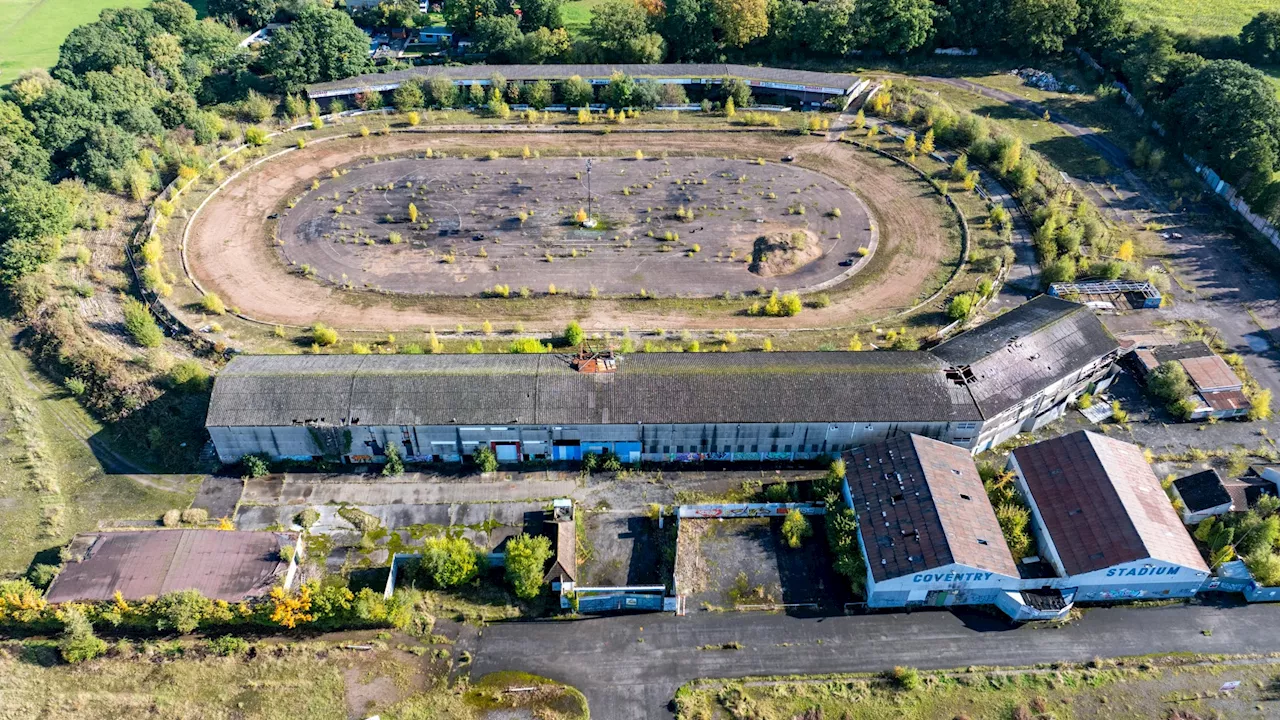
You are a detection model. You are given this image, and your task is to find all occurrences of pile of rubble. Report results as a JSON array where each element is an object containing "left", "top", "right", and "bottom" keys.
[{"left": 1012, "top": 68, "right": 1080, "bottom": 94}]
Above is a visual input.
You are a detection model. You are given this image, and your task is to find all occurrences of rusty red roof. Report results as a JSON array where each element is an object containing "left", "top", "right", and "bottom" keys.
[
  {"left": 846, "top": 434, "right": 1019, "bottom": 582},
  {"left": 1012, "top": 431, "right": 1208, "bottom": 576},
  {"left": 1179, "top": 355, "right": 1242, "bottom": 393},
  {"left": 45, "top": 530, "right": 293, "bottom": 603},
  {"left": 1201, "top": 389, "right": 1251, "bottom": 413}
]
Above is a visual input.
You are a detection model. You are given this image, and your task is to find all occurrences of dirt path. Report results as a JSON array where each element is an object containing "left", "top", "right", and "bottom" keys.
[
  {"left": 924, "top": 76, "right": 1280, "bottom": 396},
  {"left": 183, "top": 131, "right": 956, "bottom": 334}
]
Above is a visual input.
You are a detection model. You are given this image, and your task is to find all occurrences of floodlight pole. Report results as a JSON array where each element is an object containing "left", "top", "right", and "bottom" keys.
[{"left": 585, "top": 158, "right": 593, "bottom": 220}]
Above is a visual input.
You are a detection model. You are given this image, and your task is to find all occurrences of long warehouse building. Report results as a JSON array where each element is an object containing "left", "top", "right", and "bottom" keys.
[{"left": 206, "top": 296, "right": 1125, "bottom": 464}]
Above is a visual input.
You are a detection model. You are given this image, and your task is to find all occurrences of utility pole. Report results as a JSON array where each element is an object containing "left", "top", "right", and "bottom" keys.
[{"left": 585, "top": 158, "right": 593, "bottom": 221}]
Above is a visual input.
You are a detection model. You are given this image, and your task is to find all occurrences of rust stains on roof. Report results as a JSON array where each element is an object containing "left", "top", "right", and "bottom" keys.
[
  {"left": 1012, "top": 431, "right": 1208, "bottom": 575},
  {"left": 1179, "top": 355, "right": 1243, "bottom": 393},
  {"left": 846, "top": 434, "right": 1019, "bottom": 583},
  {"left": 45, "top": 530, "right": 293, "bottom": 603}
]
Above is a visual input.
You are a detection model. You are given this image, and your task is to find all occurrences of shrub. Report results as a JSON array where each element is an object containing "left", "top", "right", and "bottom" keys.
[
  {"left": 59, "top": 608, "right": 106, "bottom": 664},
  {"left": 168, "top": 360, "right": 210, "bottom": 392},
  {"left": 297, "top": 507, "right": 320, "bottom": 528},
  {"left": 564, "top": 320, "right": 585, "bottom": 346},
  {"left": 473, "top": 446, "right": 499, "bottom": 473},
  {"left": 28, "top": 563, "right": 59, "bottom": 589},
  {"left": 383, "top": 443, "right": 404, "bottom": 476},
  {"left": 781, "top": 509, "right": 812, "bottom": 549},
  {"left": 122, "top": 296, "right": 163, "bottom": 348},
  {"left": 181, "top": 508, "right": 208, "bottom": 525},
  {"left": 201, "top": 293, "right": 226, "bottom": 315},
  {"left": 505, "top": 533, "right": 552, "bottom": 600},
  {"left": 154, "top": 589, "right": 212, "bottom": 634},
  {"left": 280, "top": 545, "right": 295, "bottom": 563},
  {"left": 890, "top": 666, "right": 921, "bottom": 691},
  {"left": 508, "top": 337, "right": 549, "bottom": 353},
  {"left": 420, "top": 536, "right": 481, "bottom": 588},
  {"left": 312, "top": 323, "right": 339, "bottom": 346},
  {"left": 64, "top": 377, "right": 86, "bottom": 396},
  {"left": 208, "top": 636, "right": 250, "bottom": 657},
  {"left": 244, "top": 126, "right": 268, "bottom": 146},
  {"left": 947, "top": 292, "right": 978, "bottom": 321},
  {"left": 162, "top": 509, "right": 181, "bottom": 527},
  {"left": 1149, "top": 362, "right": 1193, "bottom": 403},
  {"left": 241, "top": 453, "right": 271, "bottom": 478}
]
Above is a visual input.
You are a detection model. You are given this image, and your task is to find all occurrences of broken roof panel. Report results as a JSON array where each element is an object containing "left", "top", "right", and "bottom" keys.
[
  {"left": 1012, "top": 431, "right": 1208, "bottom": 575},
  {"left": 846, "top": 434, "right": 1019, "bottom": 583},
  {"left": 930, "top": 296, "right": 1122, "bottom": 418}
]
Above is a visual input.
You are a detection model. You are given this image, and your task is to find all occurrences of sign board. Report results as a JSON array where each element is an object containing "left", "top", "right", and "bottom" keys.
[{"left": 677, "top": 502, "right": 826, "bottom": 519}]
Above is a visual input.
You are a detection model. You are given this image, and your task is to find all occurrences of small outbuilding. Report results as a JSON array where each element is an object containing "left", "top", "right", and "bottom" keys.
[
  {"left": 1010, "top": 431, "right": 1210, "bottom": 602},
  {"left": 46, "top": 530, "right": 298, "bottom": 604},
  {"left": 1171, "top": 469, "right": 1233, "bottom": 524}
]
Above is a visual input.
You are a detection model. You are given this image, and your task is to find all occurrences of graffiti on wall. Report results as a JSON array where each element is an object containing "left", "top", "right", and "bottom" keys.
[{"left": 678, "top": 502, "right": 826, "bottom": 519}]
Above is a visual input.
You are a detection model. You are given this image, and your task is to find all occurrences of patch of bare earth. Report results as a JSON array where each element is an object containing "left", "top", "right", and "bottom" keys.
[{"left": 184, "top": 132, "right": 953, "bottom": 333}]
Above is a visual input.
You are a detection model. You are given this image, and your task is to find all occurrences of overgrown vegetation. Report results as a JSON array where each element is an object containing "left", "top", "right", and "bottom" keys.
[{"left": 979, "top": 463, "right": 1037, "bottom": 559}]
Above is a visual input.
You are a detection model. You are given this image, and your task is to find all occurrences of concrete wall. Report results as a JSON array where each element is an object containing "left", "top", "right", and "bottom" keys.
[
  {"left": 972, "top": 360, "right": 1118, "bottom": 453},
  {"left": 212, "top": 419, "right": 975, "bottom": 464},
  {"left": 1066, "top": 559, "right": 1210, "bottom": 602},
  {"left": 866, "top": 563, "right": 1023, "bottom": 609}
]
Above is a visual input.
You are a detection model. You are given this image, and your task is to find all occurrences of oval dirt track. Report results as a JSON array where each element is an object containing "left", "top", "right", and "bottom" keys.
[{"left": 184, "top": 131, "right": 954, "bottom": 332}]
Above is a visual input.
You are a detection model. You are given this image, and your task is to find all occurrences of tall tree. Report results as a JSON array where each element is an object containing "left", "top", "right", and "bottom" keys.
[
  {"left": 207, "top": 0, "right": 279, "bottom": 28},
  {"left": 1007, "top": 0, "right": 1079, "bottom": 55},
  {"left": 711, "top": 0, "right": 769, "bottom": 47},
  {"left": 474, "top": 14, "right": 523, "bottom": 61},
  {"left": 662, "top": 0, "right": 716, "bottom": 60},
  {"left": 1167, "top": 60, "right": 1280, "bottom": 202},
  {"left": 855, "top": 0, "right": 932, "bottom": 55},
  {"left": 586, "top": 0, "right": 665, "bottom": 62},
  {"left": 518, "top": 0, "right": 564, "bottom": 30},
  {"left": 0, "top": 102, "right": 52, "bottom": 179},
  {"left": 798, "top": 0, "right": 857, "bottom": 57},
  {"left": 1242, "top": 11, "right": 1280, "bottom": 64},
  {"left": 443, "top": 0, "right": 499, "bottom": 34},
  {"left": 261, "top": 5, "right": 370, "bottom": 92}
]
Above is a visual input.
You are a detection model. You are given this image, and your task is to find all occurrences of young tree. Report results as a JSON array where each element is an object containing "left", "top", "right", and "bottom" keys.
[
  {"left": 59, "top": 608, "right": 107, "bottom": 664},
  {"left": 947, "top": 292, "right": 977, "bottom": 320},
  {"left": 523, "top": 79, "right": 555, "bottom": 109},
  {"left": 560, "top": 75, "right": 595, "bottom": 107},
  {"left": 420, "top": 536, "right": 481, "bottom": 587},
  {"left": 428, "top": 75, "right": 458, "bottom": 108},
  {"left": 1148, "top": 362, "right": 1193, "bottom": 402},
  {"left": 393, "top": 80, "right": 425, "bottom": 110},
  {"left": 505, "top": 533, "right": 553, "bottom": 600},
  {"left": 781, "top": 509, "right": 812, "bottom": 548},
  {"left": 565, "top": 320, "right": 585, "bottom": 346},
  {"left": 122, "top": 296, "right": 164, "bottom": 348},
  {"left": 604, "top": 71, "right": 636, "bottom": 108},
  {"left": 473, "top": 445, "right": 499, "bottom": 472},
  {"left": 919, "top": 129, "right": 935, "bottom": 154},
  {"left": 383, "top": 442, "right": 405, "bottom": 476}
]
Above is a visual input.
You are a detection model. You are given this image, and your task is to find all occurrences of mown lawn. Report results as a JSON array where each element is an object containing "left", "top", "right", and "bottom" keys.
[
  {"left": 0, "top": 0, "right": 152, "bottom": 76},
  {"left": 1121, "top": 0, "right": 1269, "bottom": 36}
]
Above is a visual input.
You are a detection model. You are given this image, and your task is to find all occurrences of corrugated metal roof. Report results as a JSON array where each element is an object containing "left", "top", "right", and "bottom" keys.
[
  {"left": 207, "top": 351, "right": 982, "bottom": 428},
  {"left": 45, "top": 530, "right": 293, "bottom": 603},
  {"left": 931, "top": 296, "right": 1121, "bottom": 418},
  {"left": 1012, "top": 431, "right": 1208, "bottom": 575},
  {"left": 1179, "top": 355, "right": 1242, "bottom": 393},
  {"left": 306, "top": 63, "right": 860, "bottom": 98},
  {"left": 1202, "top": 389, "right": 1251, "bottom": 413},
  {"left": 846, "top": 434, "right": 1019, "bottom": 583}
]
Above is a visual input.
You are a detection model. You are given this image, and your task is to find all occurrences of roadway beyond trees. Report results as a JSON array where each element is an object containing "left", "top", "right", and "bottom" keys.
[{"left": 465, "top": 600, "right": 1280, "bottom": 719}]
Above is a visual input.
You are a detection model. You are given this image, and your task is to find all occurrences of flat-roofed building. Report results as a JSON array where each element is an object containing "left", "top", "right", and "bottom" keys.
[
  {"left": 46, "top": 530, "right": 298, "bottom": 603},
  {"left": 1009, "top": 431, "right": 1210, "bottom": 602}
]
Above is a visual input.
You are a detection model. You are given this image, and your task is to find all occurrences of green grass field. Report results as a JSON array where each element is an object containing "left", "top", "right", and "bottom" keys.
[
  {"left": 0, "top": 0, "right": 153, "bottom": 78},
  {"left": 1121, "top": 0, "right": 1269, "bottom": 36},
  {"left": 0, "top": 324, "right": 197, "bottom": 577}
]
